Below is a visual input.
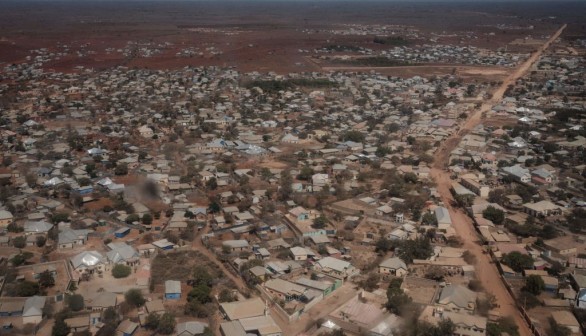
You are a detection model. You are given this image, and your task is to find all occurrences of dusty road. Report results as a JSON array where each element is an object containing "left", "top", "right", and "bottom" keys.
[{"left": 430, "top": 24, "right": 566, "bottom": 336}]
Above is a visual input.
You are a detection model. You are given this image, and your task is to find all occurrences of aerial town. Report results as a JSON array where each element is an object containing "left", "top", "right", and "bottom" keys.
[{"left": 0, "top": 1, "right": 585, "bottom": 336}]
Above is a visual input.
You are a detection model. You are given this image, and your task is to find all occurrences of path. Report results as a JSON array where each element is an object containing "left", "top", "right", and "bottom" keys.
[
  {"left": 430, "top": 24, "right": 566, "bottom": 336},
  {"left": 192, "top": 226, "right": 247, "bottom": 292}
]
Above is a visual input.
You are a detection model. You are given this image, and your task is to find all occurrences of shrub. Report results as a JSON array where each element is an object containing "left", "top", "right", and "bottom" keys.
[
  {"left": 125, "top": 288, "right": 146, "bottom": 307},
  {"left": 112, "top": 264, "right": 132, "bottom": 278},
  {"left": 67, "top": 294, "right": 85, "bottom": 311}
]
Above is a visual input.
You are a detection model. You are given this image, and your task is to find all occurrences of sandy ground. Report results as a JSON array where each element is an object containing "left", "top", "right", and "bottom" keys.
[{"left": 429, "top": 24, "right": 566, "bottom": 336}]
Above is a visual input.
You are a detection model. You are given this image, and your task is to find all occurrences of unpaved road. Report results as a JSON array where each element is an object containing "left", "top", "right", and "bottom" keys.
[{"left": 431, "top": 24, "right": 566, "bottom": 336}]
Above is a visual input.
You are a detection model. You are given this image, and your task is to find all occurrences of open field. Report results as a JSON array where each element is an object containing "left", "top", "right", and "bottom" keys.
[{"left": 0, "top": 1, "right": 582, "bottom": 74}]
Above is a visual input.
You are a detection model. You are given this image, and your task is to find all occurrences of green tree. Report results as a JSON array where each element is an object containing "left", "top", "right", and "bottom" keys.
[
  {"left": 12, "top": 235, "right": 26, "bottom": 248},
  {"left": 67, "top": 294, "right": 85, "bottom": 311},
  {"left": 278, "top": 170, "right": 293, "bottom": 201},
  {"left": 144, "top": 312, "right": 160, "bottom": 330},
  {"left": 297, "top": 166, "right": 314, "bottom": 181},
  {"left": 548, "top": 317, "right": 571, "bottom": 336},
  {"left": 218, "top": 289, "right": 236, "bottom": 302},
  {"left": 126, "top": 214, "right": 140, "bottom": 224},
  {"left": 17, "top": 281, "right": 40, "bottom": 296},
  {"left": 52, "top": 311, "right": 71, "bottom": 336},
  {"left": 157, "top": 312, "right": 176, "bottom": 334},
  {"left": 385, "top": 278, "right": 412, "bottom": 315},
  {"left": 11, "top": 251, "right": 33, "bottom": 266},
  {"left": 483, "top": 206, "right": 505, "bottom": 225},
  {"left": 142, "top": 213, "right": 153, "bottom": 225},
  {"left": 206, "top": 177, "right": 218, "bottom": 190},
  {"left": 114, "top": 163, "right": 128, "bottom": 175},
  {"left": 38, "top": 270, "right": 55, "bottom": 288},
  {"left": 125, "top": 288, "right": 146, "bottom": 307},
  {"left": 487, "top": 317, "right": 520, "bottom": 336},
  {"left": 192, "top": 266, "right": 214, "bottom": 287},
  {"left": 455, "top": 194, "right": 475, "bottom": 207},
  {"left": 112, "top": 264, "right": 132, "bottom": 278},
  {"left": 501, "top": 252, "right": 533, "bottom": 272},
  {"left": 188, "top": 284, "right": 212, "bottom": 304},
  {"left": 523, "top": 275, "right": 545, "bottom": 295},
  {"left": 312, "top": 215, "right": 327, "bottom": 229}
]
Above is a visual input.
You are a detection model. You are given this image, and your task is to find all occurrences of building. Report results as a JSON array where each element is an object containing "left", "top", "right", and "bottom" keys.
[
  {"left": 70, "top": 251, "right": 107, "bottom": 274},
  {"left": 378, "top": 257, "right": 408, "bottom": 277},
  {"left": 176, "top": 321, "right": 210, "bottom": 336},
  {"left": 420, "top": 306, "right": 487, "bottom": 336},
  {"left": 58, "top": 228, "right": 91, "bottom": 249},
  {"left": 550, "top": 311, "right": 580, "bottom": 334},
  {"left": 22, "top": 296, "right": 45, "bottom": 324},
  {"left": 165, "top": 280, "right": 182, "bottom": 300},
  {"left": 502, "top": 165, "right": 531, "bottom": 183},
  {"left": 434, "top": 207, "right": 452, "bottom": 230},
  {"left": 0, "top": 210, "right": 14, "bottom": 227},
  {"left": 264, "top": 279, "right": 306, "bottom": 301},
  {"left": 220, "top": 297, "right": 266, "bottom": 321},
  {"left": 314, "top": 257, "right": 359, "bottom": 280},
  {"left": 220, "top": 321, "right": 247, "bottom": 336},
  {"left": 437, "top": 285, "right": 477, "bottom": 313},
  {"left": 86, "top": 291, "right": 117, "bottom": 311},
  {"left": 117, "top": 319, "right": 138, "bottom": 336},
  {"left": 106, "top": 242, "right": 139, "bottom": 265},
  {"left": 523, "top": 200, "right": 562, "bottom": 217},
  {"left": 223, "top": 240, "right": 250, "bottom": 252}
]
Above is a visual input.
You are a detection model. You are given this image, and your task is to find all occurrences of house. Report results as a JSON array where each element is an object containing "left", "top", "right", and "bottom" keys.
[
  {"left": 420, "top": 306, "right": 487, "bottom": 336},
  {"left": 223, "top": 240, "right": 250, "bottom": 252},
  {"left": 145, "top": 300, "right": 165, "bottom": 315},
  {"left": 22, "top": 296, "right": 45, "bottom": 324},
  {"left": 437, "top": 284, "right": 477, "bottom": 313},
  {"left": 295, "top": 277, "right": 340, "bottom": 297},
  {"left": 264, "top": 279, "right": 307, "bottom": 301},
  {"left": 65, "top": 315, "right": 90, "bottom": 333},
  {"left": 502, "top": 165, "right": 531, "bottom": 183},
  {"left": 106, "top": 242, "right": 139, "bottom": 265},
  {"left": 117, "top": 319, "right": 139, "bottom": 336},
  {"left": 219, "top": 297, "right": 266, "bottom": 321},
  {"left": 220, "top": 321, "right": 247, "bottom": 336},
  {"left": 86, "top": 291, "right": 117, "bottom": 311},
  {"left": 288, "top": 206, "right": 309, "bottom": 221},
  {"left": 379, "top": 257, "right": 408, "bottom": 277},
  {"left": 434, "top": 207, "right": 452, "bottom": 230},
  {"left": 70, "top": 251, "right": 107, "bottom": 274},
  {"left": 138, "top": 125, "right": 154, "bottom": 138},
  {"left": 176, "top": 321, "right": 210, "bottom": 336},
  {"left": 0, "top": 210, "right": 13, "bottom": 227},
  {"left": 23, "top": 221, "right": 53, "bottom": 236},
  {"left": 314, "top": 257, "right": 359, "bottom": 280},
  {"left": 249, "top": 266, "right": 269, "bottom": 282},
  {"left": 550, "top": 311, "right": 580, "bottom": 334},
  {"left": 58, "top": 228, "right": 91, "bottom": 249},
  {"left": 165, "top": 280, "right": 182, "bottom": 300},
  {"left": 523, "top": 200, "right": 562, "bottom": 217},
  {"left": 289, "top": 246, "right": 307, "bottom": 260},
  {"left": 577, "top": 289, "right": 586, "bottom": 308}
]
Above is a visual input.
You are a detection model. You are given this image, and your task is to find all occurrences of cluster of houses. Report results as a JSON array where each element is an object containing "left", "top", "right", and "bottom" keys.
[{"left": 0, "top": 20, "right": 584, "bottom": 336}]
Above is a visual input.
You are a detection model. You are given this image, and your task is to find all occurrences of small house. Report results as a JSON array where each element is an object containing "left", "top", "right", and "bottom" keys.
[{"left": 165, "top": 280, "right": 181, "bottom": 300}]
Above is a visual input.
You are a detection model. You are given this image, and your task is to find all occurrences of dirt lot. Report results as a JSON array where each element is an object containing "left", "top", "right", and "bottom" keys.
[{"left": 0, "top": 1, "right": 571, "bottom": 74}]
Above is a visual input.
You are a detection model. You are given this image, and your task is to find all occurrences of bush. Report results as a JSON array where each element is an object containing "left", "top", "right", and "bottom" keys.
[
  {"left": 16, "top": 281, "right": 40, "bottom": 297},
  {"left": 112, "top": 264, "right": 132, "bottom": 278},
  {"left": 523, "top": 275, "right": 545, "bottom": 295},
  {"left": 12, "top": 236, "right": 26, "bottom": 248},
  {"left": 483, "top": 206, "right": 505, "bottom": 225},
  {"left": 36, "top": 236, "right": 46, "bottom": 247},
  {"left": 125, "top": 288, "right": 146, "bottom": 307},
  {"left": 67, "top": 294, "right": 85, "bottom": 311}
]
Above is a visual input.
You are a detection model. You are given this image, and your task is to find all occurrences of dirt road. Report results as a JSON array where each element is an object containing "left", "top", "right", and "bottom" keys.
[
  {"left": 430, "top": 24, "right": 566, "bottom": 336},
  {"left": 192, "top": 226, "right": 248, "bottom": 292}
]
